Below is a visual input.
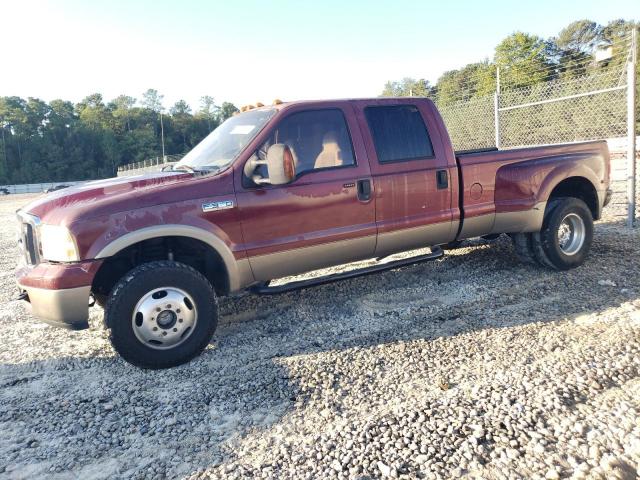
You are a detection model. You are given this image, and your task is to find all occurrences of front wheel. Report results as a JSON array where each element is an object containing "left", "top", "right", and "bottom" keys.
[{"left": 105, "top": 261, "right": 218, "bottom": 369}]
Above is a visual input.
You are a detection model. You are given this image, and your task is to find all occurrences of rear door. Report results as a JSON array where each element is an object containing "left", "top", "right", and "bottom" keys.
[
  {"left": 354, "top": 100, "right": 456, "bottom": 257},
  {"left": 235, "top": 104, "right": 376, "bottom": 281}
]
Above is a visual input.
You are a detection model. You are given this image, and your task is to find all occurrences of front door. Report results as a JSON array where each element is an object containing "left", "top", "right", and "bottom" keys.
[{"left": 236, "top": 105, "right": 376, "bottom": 281}]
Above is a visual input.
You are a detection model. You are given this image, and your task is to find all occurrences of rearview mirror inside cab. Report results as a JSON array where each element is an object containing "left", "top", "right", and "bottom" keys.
[{"left": 244, "top": 143, "right": 296, "bottom": 186}]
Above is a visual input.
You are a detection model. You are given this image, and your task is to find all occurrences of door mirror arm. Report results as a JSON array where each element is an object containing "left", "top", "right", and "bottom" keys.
[{"left": 243, "top": 154, "right": 270, "bottom": 185}]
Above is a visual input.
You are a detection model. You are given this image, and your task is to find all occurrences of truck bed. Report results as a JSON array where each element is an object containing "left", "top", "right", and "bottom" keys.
[{"left": 455, "top": 140, "right": 610, "bottom": 239}]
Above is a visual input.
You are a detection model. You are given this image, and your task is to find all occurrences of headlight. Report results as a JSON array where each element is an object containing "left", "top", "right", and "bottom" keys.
[{"left": 39, "top": 224, "right": 79, "bottom": 262}]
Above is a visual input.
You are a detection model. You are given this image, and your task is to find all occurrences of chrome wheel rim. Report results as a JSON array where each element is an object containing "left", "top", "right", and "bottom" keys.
[
  {"left": 557, "top": 213, "right": 585, "bottom": 256},
  {"left": 131, "top": 287, "right": 197, "bottom": 350}
]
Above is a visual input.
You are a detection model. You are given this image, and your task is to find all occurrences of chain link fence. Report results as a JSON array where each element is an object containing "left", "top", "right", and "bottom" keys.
[
  {"left": 497, "top": 66, "right": 628, "bottom": 148},
  {"left": 436, "top": 96, "right": 495, "bottom": 151},
  {"left": 435, "top": 63, "right": 631, "bottom": 152},
  {"left": 435, "top": 31, "right": 637, "bottom": 225},
  {"left": 117, "top": 153, "right": 185, "bottom": 175}
]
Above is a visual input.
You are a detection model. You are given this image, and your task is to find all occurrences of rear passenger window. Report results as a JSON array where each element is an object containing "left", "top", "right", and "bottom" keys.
[{"left": 365, "top": 105, "right": 434, "bottom": 163}]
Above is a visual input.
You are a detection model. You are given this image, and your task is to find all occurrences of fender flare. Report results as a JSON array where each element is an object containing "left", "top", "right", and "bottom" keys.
[
  {"left": 538, "top": 166, "right": 601, "bottom": 219},
  {"left": 94, "top": 225, "right": 247, "bottom": 292},
  {"left": 538, "top": 164, "right": 600, "bottom": 204}
]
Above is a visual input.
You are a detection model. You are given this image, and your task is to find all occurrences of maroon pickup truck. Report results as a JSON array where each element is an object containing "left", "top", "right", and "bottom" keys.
[{"left": 16, "top": 98, "right": 611, "bottom": 368}]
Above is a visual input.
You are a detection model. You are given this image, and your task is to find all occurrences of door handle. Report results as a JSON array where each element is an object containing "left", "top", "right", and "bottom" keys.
[
  {"left": 357, "top": 179, "right": 372, "bottom": 201},
  {"left": 436, "top": 170, "right": 448, "bottom": 189}
]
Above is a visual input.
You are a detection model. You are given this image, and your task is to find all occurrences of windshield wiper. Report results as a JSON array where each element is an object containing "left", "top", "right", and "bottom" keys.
[
  {"left": 199, "top": 165, "right": 221, "bottom": 173},
  {"left": 172, "top": 164, "right": 221, "bottom": 174},
  {"left": 173, "top": 164, "right": 198, "bottom": 173}
]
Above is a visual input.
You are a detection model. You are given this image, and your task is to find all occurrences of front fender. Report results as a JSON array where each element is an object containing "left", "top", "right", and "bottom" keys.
[{"left": 93, "top": 224, "right": 252, "bottom": 292}]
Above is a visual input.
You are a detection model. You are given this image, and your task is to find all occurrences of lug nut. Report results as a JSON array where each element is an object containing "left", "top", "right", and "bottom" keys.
[
  {"left": 166, "top": 304, "right": 172, "bottom": 309},
  {"left": 178, "top": 319, "right": 183, "bottom": 323},
  {"left": 162, "top": 331, "right": 167, "bottom": 336},
  {"left": 173, "top": 328, "right": 178, "bottom": 332},
  {"left": 153, "top": 327, "right": 158, "bottom": 331},
  {"left": 156, "top": 307, "right": 161, "bottom": 312},
  {"left": 176, "top": 309, "right": 181, "bottom": 313}
]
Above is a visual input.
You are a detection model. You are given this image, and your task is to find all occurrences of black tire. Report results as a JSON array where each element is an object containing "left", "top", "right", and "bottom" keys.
[
  {"left": 93, "top": 293, "right": 107, "bottom": 309},
  {"left": 530, "top": 232, "right": 555, "bottom": 269},
  {"left": 511, "top": 233, "right": 537, "bottom": 264},
  {"left": 529, "top": 199, "right": 561, "bottom": 269},
  {"left": 105, "top": 261, "right": 218, "bottom": 369},
  {"left": 530, "top": 197, "right": 593, "bottom": 271}
]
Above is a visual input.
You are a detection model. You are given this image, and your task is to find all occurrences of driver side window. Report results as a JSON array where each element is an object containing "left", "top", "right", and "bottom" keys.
[{"left": 261, "top": 109, "right": 355, "bottom": 177}]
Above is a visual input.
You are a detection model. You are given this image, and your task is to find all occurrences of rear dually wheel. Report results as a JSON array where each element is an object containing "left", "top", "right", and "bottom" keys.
[
  {"left": 511, "top": 197, "right": 593, "bottom": 270},
  {"left": 532, "top": 197, "right": 593, "bottom": 270}
]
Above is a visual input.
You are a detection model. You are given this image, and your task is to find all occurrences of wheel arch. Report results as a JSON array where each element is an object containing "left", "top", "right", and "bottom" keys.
[
  {"left": 545, "top": 176, "right": 600, "bottom": 220},
  {"left": 92, "top": 225, "right": 251, "bottom": 300}
]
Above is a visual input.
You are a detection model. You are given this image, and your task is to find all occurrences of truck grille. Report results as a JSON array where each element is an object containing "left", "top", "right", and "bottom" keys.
[{"left": 17, "top": 213, "right": 41, "bottom": 265}]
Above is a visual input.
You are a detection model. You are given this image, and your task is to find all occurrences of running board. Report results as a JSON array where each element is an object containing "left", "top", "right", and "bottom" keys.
[{"left": 249, "top": 246, "right": 444, "bottom": 295}]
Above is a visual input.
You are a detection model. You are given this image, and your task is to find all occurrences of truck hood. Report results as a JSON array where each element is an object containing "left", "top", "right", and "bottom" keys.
[{"left": 21, "top": 170, "right": 231, "bottom": 225}]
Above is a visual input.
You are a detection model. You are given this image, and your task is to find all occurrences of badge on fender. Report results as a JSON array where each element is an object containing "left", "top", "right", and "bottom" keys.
[{"left": 202, "top": 200, "right": 234, "bottom": 212}]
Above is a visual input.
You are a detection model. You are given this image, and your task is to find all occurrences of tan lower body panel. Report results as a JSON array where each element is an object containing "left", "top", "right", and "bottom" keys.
[
  {"left": 248, "top": 221, "right": 458, "bottom": 283},
  {"left": 492, "top": 201, "right": 546, "bottom": 234},
  {"left": 458, "top": 202, "right": 547, "bottom": 240},
  {"left": 375, "top": 221, "right": 456, "bottom": 258},
  {"left": 248, "top": 235, "right": 376, "bottom": 281},
  {"left": 233, "top": 258, "right": 255, "bottom": 292},
  {"left": 458, "top": 214, "right": 495, "bottom": 239},
  {"left": 245, "top": 203, "right": 547, "bottom": 285}
]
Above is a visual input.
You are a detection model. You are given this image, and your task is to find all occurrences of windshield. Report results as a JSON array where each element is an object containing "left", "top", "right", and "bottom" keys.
[{"left": 176, "top": 108, "right": 276, "bottom": 170}]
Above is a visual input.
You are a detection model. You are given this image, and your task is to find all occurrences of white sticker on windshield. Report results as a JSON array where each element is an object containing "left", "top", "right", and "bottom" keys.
[{"left": 230, "top": 125, "right": 255, "bottom": 135}]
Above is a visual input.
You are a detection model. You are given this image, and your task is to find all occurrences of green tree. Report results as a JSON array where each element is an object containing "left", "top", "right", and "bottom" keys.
[
  {"left": 141, "top": 89, "right": 164, "bottom": 113},
  {"left": 434, "top": 62, "right": 495, "bottom": 105},
  {"left": 218, "top": 102, "right": 239, "bottom": 122},
  {"left": 555, "top": 20, "right": 602, "bottom": 52},
  {"left": 494, "top": 32, "right": 553, "bottom": 88},
  {"left": 76, "top": 93, "right": 110, "bottom": 129},
  {"left": 169, "top": 100, "right": 195, "bottom": 152},
  {"left": 0, "top": 97, "right": 28, "bottom": 169},
  {"left": 170, "top": 100, "right": 192, "bottom": 116},
  {"left": 0, "top": 93, "right": 238, "bottom": 184},
  {"left": 379, "top": 18, "right": 637, "bottom": 150},
  {"left": 381, "top": 78, "right": 435, "bottom": 98},
  {"left": 601, "top": 19, "right": 639, "bottom": 70},
  {"left": 198, "top": 96, "right": 218, "bottom": 130},
  {"left": 551, "top": 20, "right": 602, "bottom": 78},
  {"left": 109, "top": 95, "right": 136, "bottom": 132}
]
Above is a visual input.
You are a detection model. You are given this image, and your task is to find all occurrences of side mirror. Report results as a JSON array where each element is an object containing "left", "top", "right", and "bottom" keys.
[
  {"left": 244, "top": 143, "right": 296, "bottom": 186},
  {"left": 266, "top": 144, "right": 296, "bottom": 185}
]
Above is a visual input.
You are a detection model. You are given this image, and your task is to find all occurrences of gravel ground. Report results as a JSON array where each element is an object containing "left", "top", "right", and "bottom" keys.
[{"left": 0, "top": 192, "right": 639, "bottom": 480}]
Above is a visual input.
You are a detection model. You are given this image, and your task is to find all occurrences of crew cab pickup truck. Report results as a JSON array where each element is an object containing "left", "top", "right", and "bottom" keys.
[{"left": 16, "top": 98, "right": 612, "bottom": 368}]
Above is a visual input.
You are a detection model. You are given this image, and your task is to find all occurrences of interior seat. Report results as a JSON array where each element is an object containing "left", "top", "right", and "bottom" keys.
[{"left": 314, "top": 132, "right": 343, "bottom": 169}]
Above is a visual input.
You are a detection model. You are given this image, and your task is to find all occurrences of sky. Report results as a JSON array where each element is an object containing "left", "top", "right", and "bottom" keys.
[{"left": 2, "top": 0, "right": 638, "bottom": 111}]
